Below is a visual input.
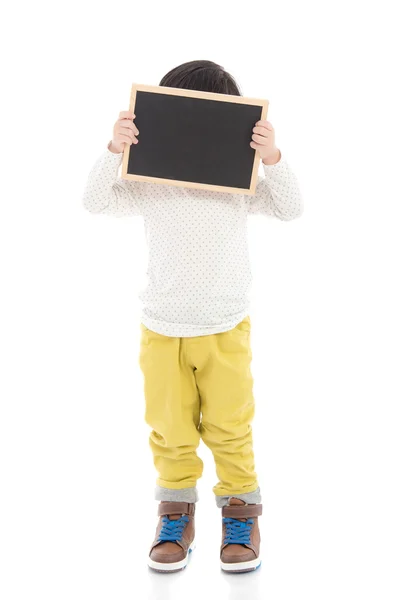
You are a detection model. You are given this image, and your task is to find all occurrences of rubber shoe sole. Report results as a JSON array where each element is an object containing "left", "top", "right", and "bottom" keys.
[
  {"left": 221, "top": 556, "right": 261, "bottom": 573},
  {"left": 148, "top": 540, "right": 196, "bottom": 573}
]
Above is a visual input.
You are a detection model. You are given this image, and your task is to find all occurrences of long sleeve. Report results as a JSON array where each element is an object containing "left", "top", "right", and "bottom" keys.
[
  {"left": 247, "top": 154, "right": 303, "bottom": 220},
  {"left": 82, "top": 147, "right": 149, "bottom": 217}
]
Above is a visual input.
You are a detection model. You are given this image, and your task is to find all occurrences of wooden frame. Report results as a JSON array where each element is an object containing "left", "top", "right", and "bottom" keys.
[{"left": 121, "top": 83, "right": 269, "bottom": 195}]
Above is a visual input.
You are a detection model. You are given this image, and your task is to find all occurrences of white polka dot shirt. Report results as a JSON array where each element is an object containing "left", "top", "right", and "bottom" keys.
[{"left": 82, "top": 147, "right": 303, "bottom": 337}]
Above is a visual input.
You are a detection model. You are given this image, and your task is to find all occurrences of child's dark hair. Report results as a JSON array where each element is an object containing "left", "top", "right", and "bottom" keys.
[{"left": 159, "top": 60, "right": 241, "bottom": 96}]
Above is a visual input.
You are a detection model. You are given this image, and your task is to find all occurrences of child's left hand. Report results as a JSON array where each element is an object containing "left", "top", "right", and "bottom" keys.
[{"left": 250, "top": 120, "right": 281, "bottom": 164}]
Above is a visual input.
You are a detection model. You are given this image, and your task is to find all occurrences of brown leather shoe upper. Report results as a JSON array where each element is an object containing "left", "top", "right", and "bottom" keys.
[
  {"left": 221, "top": 499, "right": 262, "bottom": 564},
  {"left": 150, "top": 502, "right": 195, "bottom": 564}
]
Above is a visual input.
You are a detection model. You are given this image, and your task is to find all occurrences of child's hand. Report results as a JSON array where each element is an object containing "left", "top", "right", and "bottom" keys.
[
  {"left": 108, "top": 111, "right": 140, "bottom": 154},
  {"left": 250, "top": 120, "right": 281, "bottom": 164}
]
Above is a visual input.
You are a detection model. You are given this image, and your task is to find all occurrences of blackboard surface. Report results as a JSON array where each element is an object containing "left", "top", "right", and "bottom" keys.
[{"left": 122, "top": 85, "right": 268, "bottom": 195}]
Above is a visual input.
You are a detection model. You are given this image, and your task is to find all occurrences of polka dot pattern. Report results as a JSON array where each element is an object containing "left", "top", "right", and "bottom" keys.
[{"left": 82, "top": 148, "right": 303, "bottom": 337}]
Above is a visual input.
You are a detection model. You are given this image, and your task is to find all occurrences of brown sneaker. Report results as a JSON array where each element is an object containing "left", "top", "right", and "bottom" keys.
[
  {"left": 220, "top": 498, "right": 262, "bottom": 573},
  {"left": 148, "top": 501, "right": 196, "bottom": 573}
]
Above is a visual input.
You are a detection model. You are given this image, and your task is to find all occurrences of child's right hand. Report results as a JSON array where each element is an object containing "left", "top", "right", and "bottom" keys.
[{"left": 108, "top": 111, "right": 139, "bottom": 154}]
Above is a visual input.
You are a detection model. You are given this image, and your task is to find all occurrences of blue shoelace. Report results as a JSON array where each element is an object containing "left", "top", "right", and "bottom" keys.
[
  {"left": 158, "top": 515, "right": 189, "bottom": 543},
  {"left": 223, "top": 517, "right": 254, "bottom": 545}
]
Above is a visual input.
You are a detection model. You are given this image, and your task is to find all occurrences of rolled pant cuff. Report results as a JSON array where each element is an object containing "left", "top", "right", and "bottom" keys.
[
  {"left": 215, "top": 487, "right": 262, "bottom": 507},
  {"left": 155, "top": 485, "right": 199, "bottom": 503}
]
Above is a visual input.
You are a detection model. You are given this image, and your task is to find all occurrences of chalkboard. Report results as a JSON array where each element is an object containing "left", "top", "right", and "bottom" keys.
[{"left": 121, "top": 84, "right": 268, "bottom": 195}]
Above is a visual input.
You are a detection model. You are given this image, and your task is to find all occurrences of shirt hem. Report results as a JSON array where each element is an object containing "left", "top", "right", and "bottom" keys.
[{"left": 140, "top": 312, "right": 250, "bottom": 337}]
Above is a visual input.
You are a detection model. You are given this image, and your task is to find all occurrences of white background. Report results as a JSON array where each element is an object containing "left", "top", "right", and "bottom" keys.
[{"left": 1, "top": 1, "right": 399, "bottom": 599}]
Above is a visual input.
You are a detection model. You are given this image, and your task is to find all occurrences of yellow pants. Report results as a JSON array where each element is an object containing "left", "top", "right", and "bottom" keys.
[{"left": 138, "top": 315, "right": 259, "bottom": 499}]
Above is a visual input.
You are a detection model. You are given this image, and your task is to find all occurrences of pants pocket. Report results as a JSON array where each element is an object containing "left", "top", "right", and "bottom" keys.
[{"left": 217, "top": 316, "right": 251, "bottom": 353}]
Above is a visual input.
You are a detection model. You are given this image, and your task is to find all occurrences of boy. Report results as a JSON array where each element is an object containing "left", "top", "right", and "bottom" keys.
[{"left": 82, "top": 60, "right": 303, "bottom": 573}]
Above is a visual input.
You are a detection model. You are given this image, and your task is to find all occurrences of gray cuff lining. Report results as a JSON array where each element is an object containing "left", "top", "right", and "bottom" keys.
[
  {"left": 155, "top": 486, "right": 199, "bottom": 503},
  {"left": 215, "top": 487, "right": 262, "bottom": 507}
]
